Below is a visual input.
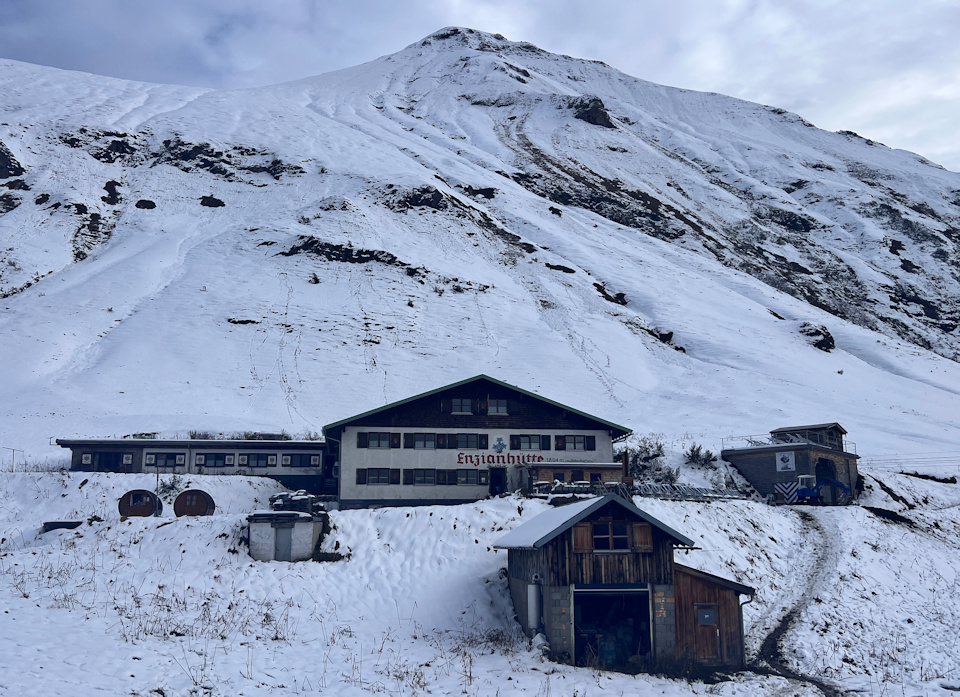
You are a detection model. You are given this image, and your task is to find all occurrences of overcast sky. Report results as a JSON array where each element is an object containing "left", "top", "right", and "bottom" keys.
[{"left": 2, "top": 0, "right": 958, "bottom": 171}]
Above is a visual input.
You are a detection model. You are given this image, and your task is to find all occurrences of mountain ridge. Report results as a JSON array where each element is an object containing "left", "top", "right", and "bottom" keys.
[{"left": 0, "top": 27, "right": 959, "bottom": 461}]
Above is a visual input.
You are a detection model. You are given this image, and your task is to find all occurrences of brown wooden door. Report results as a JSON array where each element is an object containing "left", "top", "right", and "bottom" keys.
[{"left": 695, "top": 606, "right": 720, "bottom": 661}]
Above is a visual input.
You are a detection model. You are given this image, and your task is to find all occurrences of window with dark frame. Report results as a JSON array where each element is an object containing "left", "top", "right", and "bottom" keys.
[
  {"left": 451, "top": 398, "right": 473, "bottom": 414},
  {"left": 145, "top": 452, "right": 186, "bottom": 467},
  {"left": 366, "top": 468, "right": 391, "bottom": 484},
  {"left": 197, "top": 453, "right": 229, "bottom": 467},
  {"left": 555, "top": 435, "right": 596, "bottom": 451},
  {"left": 284, "top": 454, "right": 321, "bottom": 467},
  {"left": 241, "top": 453, "right": 275, "bottom": 468},
  {"left": 456, "top": 433, "right": 479, "bottom": 449},
  {"left": 368, "top": 432, "right": 391, "bottom": 448},
  {"left": 592, "top": 522, "right": 630, "bottom": 550},
  {"left": 415, "top": 433, "right": 435, "bottom": 449},
  {"left": 488, "top": 398, "right": 508, "bottom": 414},
  {"left": 414, "top": 469, "right": 436, "bottom": 485}
]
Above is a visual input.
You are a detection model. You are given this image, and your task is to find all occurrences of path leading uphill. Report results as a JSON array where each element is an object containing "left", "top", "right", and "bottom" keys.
[{"left": 749, "top": 509, "right": 846, "bottom": 697}]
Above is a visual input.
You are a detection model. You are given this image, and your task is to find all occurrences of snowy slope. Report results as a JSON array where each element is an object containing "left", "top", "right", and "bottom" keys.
[
  {"left": 1, "top": 28, "right": 959, "bottom": 468},
  {"left": 2, "top": 471, "right": 959, "bottom": 696}
]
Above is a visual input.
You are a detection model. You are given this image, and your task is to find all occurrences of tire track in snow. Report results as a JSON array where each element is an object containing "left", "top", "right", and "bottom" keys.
[{"left": 750, "top": 509, "right": 845, "bottom": 697}]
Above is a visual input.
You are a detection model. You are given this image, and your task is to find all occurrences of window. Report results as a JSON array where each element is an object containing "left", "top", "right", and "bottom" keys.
[
  {"left": 367, "top": 468, "right": 390, "bottom": 484},
  {"left": 697, "top": 607, "right": 718, "bottom": 626},
  {"left": 553, "top": 472, "right": 565, "bottom": 482},
  {"left": 593, "top": 522, "right": 630, "bottom": 550},
  {"left": 590, "top": 472, "right": 603, "bottom": 483},
  {"left": 197, "top": 453, "right": 230, "bottom": 467},
  {"left": 414, "top": 469, "right": 436, "bottom": 485},
  {"left": 284, "top": 454, "right": 321, "bottom": 467},
  {"left": 457, "top": 469, "right": 479, "bottom": 485},
  {"left": 452, "top": 398, "right": 473, "bottom": 414},
  {"left": 368, "top": 432, "right": 391, "bottom": 448},
  {"left": 555, "top": 435, "right": 596, "bottom": 451},
  {"left": 415, "top": 433, "right": 435, "bottom": 449},
  {"left": 510, "top": 435, "right": 551, "bottom": 450},
  {"left": 457, "top": 433, "right": 479, "bottom": 450},
  {"left": 489, "top": 398, "right": 508, "bottom": 414},
  {"left": 520, "top": 435, "right": 539, "bottom": 450},
  {"left": 240, "top": 453, "right": 275, "bottom": 468},
  {"left": 146, "top": 452, "right": 185, "bottom": 467}
]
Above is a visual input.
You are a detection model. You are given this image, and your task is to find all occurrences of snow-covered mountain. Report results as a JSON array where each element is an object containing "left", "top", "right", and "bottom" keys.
[{"left": 1, "top": 26, "right": 959, "bottom": 461}]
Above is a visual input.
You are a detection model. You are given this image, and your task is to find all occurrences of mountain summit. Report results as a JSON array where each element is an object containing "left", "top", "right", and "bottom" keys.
[{"left": 0, "top": 28, "right": 958, "bottom": 455}]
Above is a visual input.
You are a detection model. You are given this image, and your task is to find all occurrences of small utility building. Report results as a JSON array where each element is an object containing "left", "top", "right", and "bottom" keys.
[
  {"left": 494, "top": 495, "right": 753, "bottom": 671},
  {"left": 721, "top": 423, "right": 860, "bottom": 505}
]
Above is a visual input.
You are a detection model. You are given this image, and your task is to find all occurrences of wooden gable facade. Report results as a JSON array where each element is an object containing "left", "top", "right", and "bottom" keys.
[{"left": 495, "top": 495, "right": 753, "bottom": 672}]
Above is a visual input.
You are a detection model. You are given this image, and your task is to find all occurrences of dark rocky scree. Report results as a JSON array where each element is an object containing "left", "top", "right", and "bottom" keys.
[
  {"left": 71, "top": 208, "right": 115, "bottom": 262},
  {"left": 545, "top": 262, "right": 575, "bottom": 273},
  {"left": 382, "top": 185, "right": 537, "bottom": 255},
  {"left": 799, "top": 323, "right": 835, "bottom": 352},
  {"left": 0, "top": 194, "right": 19, "bottom": 215},
  {"left": 200, "top": 195, "right": 225, "bottom": 208},
  {"left": 135, "top": 199, "right": 156, "bottom": 210},
  {"left": 568, "top": 96, "right": 616, "bottom": 129},
  {"left": 152, "top": 137, "right": 305, "bottom": 182},
  {"left": 0, "top": 141, "right": 25, "bottom": 179},
  {"left": 279, "top": 237, "right": 409, "bottom": 267},
  {"left": 101, "top": 181, "right": 121, "bottom": 205},
  {"left": 2, "top": 179, "right": 30, "bottom": 191},
  {"left": 59, "top": 127, "right": 147, "bottom": 165},
  {"left": 593, "top": 282, "right": 627, "bottom": 305}
]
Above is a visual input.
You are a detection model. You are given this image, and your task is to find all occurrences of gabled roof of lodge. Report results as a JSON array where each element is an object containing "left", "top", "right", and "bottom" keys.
[
  {"left": 770, "top": 423, "right": 847, "bottom": 434},
  {"left": 56, "top": 439, "right": 327, "bottom": 448},
  {"left": 322, "top": 374, "right": 633, "bottom": 438},
  {"left": 492, "top": 494, "right": 695, "bottom": 549}
]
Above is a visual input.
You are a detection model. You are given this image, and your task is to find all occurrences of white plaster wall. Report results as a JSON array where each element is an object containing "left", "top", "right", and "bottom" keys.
[{"left": 339, "top": 426, "right": 614, "bottom": 503}]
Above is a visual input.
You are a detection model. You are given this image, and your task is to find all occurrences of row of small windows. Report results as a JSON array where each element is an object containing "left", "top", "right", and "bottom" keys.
[
  {"left": 357, "top": 433, "right": 596, "bottom": 451},
  {"left": 443, "top": 398, "right": 513, "bottom": 415},
  {"left": 356, "top": 468, "right": 490, "bottom": 486},
  {"left": 81, "top": 452, "right": 322, "bottom": 468}
]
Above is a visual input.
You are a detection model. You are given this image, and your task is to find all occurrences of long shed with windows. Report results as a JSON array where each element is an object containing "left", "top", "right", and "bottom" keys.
[{"left": 494, "top": 495, "right": 753, "bottom": 671}]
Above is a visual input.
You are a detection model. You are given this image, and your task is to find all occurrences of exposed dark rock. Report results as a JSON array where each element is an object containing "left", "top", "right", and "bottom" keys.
[
  {"left": 101, "top": 180, "right": 121, "bottom": 205},
  {"left": 200, "top": 195, "right": 225, "bottom": 208},
  {"left": 227, "top": 318, "right": 260, "bottom": 325},
  {"left": 73, "top": 203, "right": 88, "bottom": 215},
  {"left": 593, "top": 282, "right": 627, "bottom": 305},
  {"left": 569, "top": 96, "right": 616, "bottom": 128},
  {"left": 799, "top": 323, "right": 835, "bottom": 351},
  {"left": 754, "top": 205, "right": 817, "bottom": 233},
  {"left": 545, "top": 263, "right": 575, "bottom": 273},
  {"left": 782, "top": 180, "right": 809, "bottom": 194},
  {"left": 279, "top": 237, "right": 408, "bottom": 267},
  {"left": 0, "top": 141, "right": 25, "bottom": 178},
  {"left": 2, "top": 179, "right": 29, "bottom": 191},
  {"left": 0, "top": 193, "right": 20, "bottom": 215},
  {"left": 899, "top": 258, "right": 920, "bottom": 273},
  {"left": 549, "top": 206, "right": 562, "bottom": 216},
  {"left": 135, "top": 199, "right": 156, "bottom": 209},
  {"left": 71, "top": 211, "right": 114, "bottom": 262},
  {"left": 888, "top": 239, "right": 905, "bottom": 255},
  {"left": 152, "top": 137, "right": 305, "bottom": 182},
  {"left": 385, "top": 185, "right": 447, "bottom": 212},
  {"left": 34, "top": 193, "right": 50, "bottom": 205},
  {"left": 459, "top": 185, "right": 497, "bottom": 199}
]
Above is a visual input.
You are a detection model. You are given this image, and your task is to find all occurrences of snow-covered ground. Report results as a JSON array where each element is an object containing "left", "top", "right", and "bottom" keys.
[{"left": 1, "top": 468, "right": 958, "bottom": 696}]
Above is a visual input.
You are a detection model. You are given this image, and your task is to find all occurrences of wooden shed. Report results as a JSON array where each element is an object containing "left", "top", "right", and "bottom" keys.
[{"left": 494, "top": 495, "right": 753, "bottom": 671}]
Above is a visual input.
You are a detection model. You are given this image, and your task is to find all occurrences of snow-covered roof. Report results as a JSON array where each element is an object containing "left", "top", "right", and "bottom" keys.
[
  {"left": 493, "top": 494, "right": 695, "bottom": 549},
  {"left": 770, "top": 423, "right": 847, "bottom": 434}
]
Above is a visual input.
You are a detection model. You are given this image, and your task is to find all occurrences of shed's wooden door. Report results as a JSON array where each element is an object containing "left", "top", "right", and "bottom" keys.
[{"left": 695, "top": 606, "right": 720, "bottom": 661}]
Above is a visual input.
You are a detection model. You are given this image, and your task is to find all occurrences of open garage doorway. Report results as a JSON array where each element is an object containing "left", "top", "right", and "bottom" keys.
[{"left": 573, "top": 588, "right": 651, "bottom": 670}]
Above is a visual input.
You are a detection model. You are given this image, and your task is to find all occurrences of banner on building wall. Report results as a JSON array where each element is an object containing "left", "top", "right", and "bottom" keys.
[{"left": 776, "top": 451, "right": 796, "bottom": 472}]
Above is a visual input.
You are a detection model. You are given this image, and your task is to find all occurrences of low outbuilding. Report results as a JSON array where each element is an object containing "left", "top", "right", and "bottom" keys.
[{"left": 494, "top": 494, "right": 752, "bottom": 671}]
